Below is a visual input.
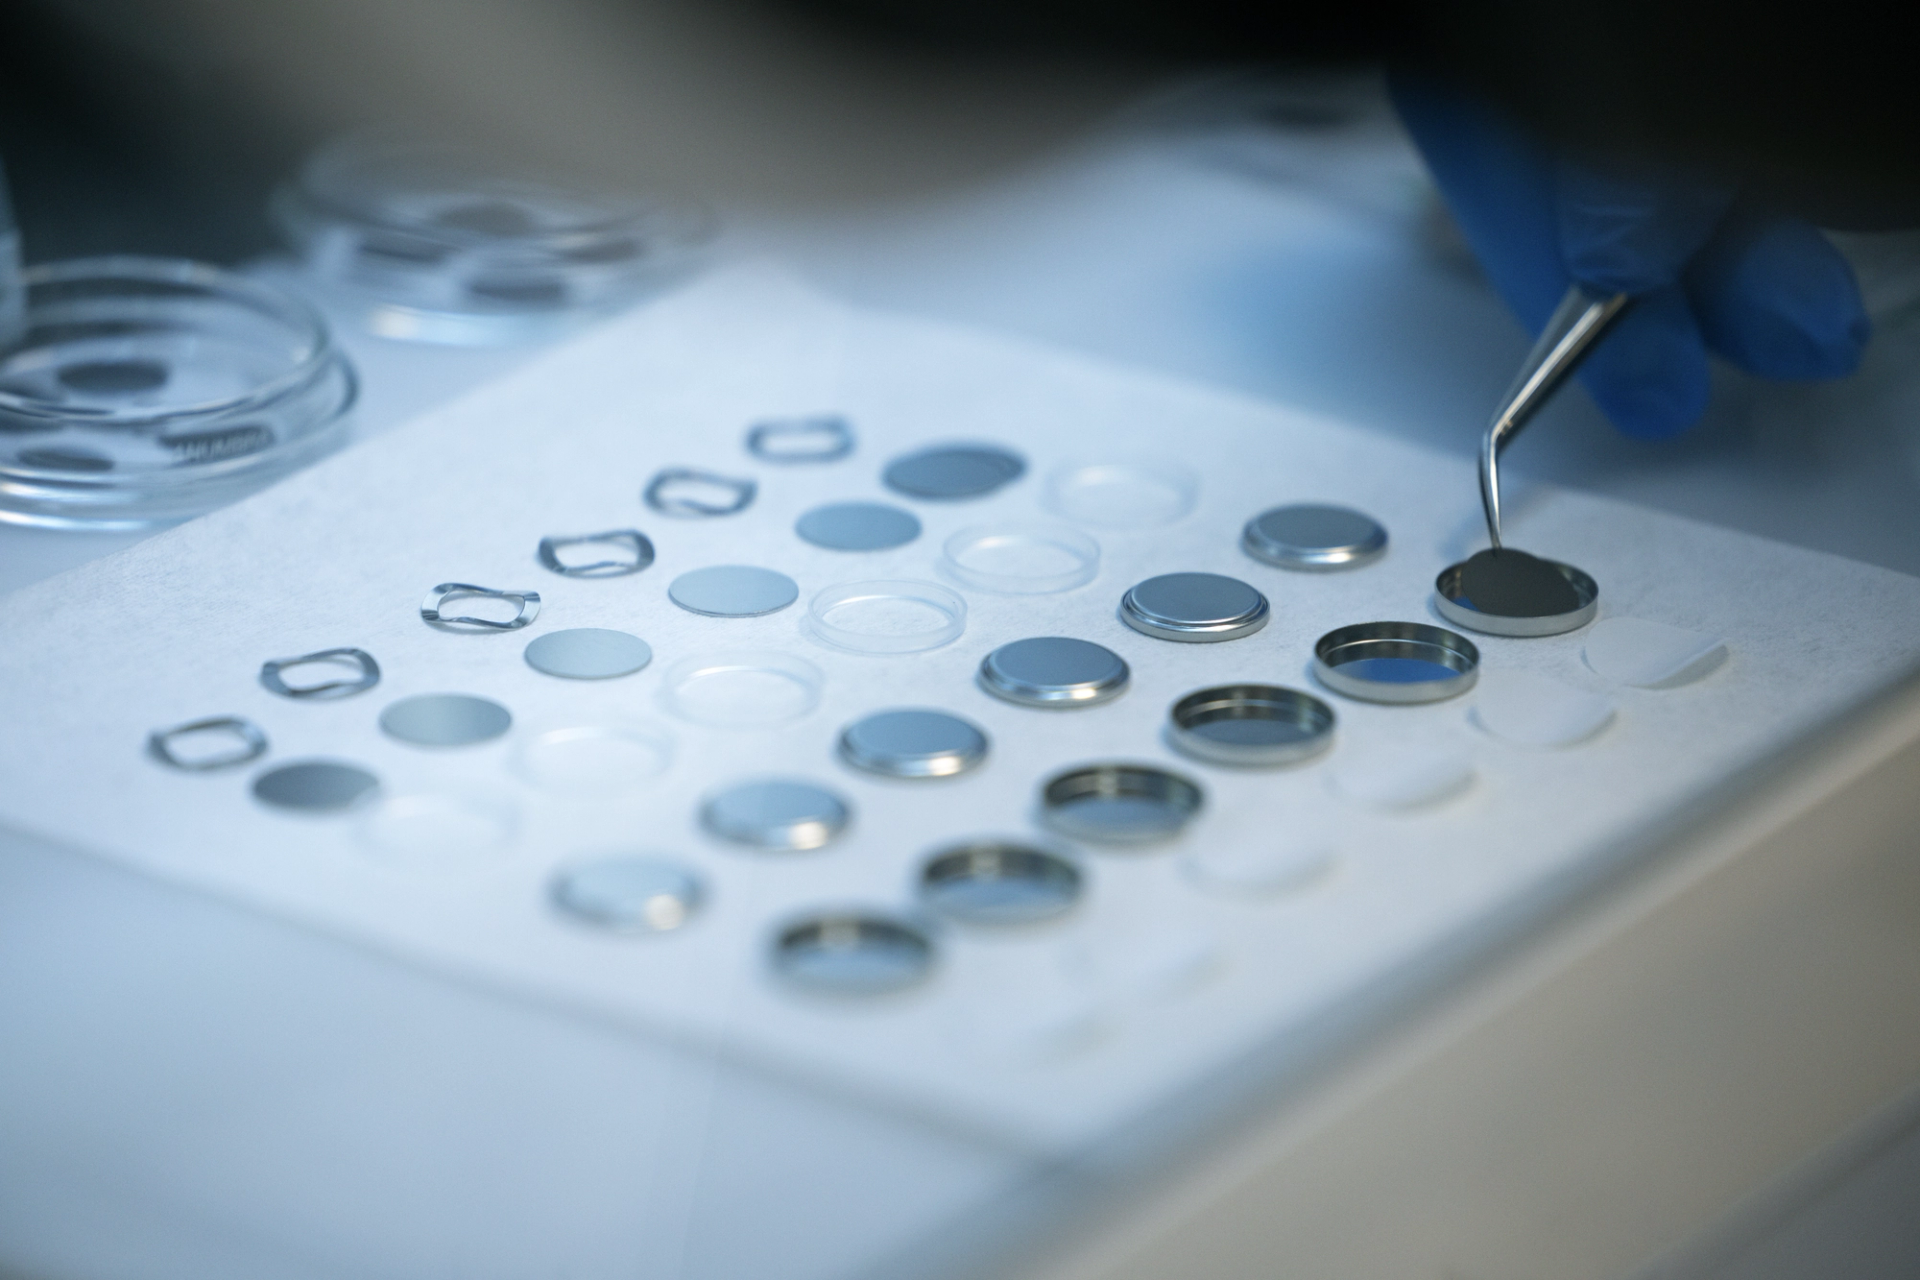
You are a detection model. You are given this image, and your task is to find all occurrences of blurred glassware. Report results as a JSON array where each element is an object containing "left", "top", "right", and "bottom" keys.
[
  {"left": 272, "top": 134, "right": 715, "bottom": 345},
  {"left": 0, "top": 256, "right": 356, "bottom": 528}
]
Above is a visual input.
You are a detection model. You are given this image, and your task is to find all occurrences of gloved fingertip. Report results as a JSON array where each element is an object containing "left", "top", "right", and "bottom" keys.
[
  {"left": 1689, "top": 215, "right": 1874, "bottom": 380},
  {"left": 1573, "top": 288, "right": 1713, "bottom": 440},
  {"left": 1584, "top": 369, "right": 1712, "bottom": 440}
]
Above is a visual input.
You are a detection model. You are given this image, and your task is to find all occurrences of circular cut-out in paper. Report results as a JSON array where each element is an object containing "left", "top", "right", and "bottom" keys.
[
  {"left": 524, "top": 628, "right": 652, "bottom": 679},
  {"left": 669, "top": 565, "right": 799, "bottom": 617},
  {"left": 920, "top": 842, "right": 1082, "bottom": 925},
  {"left": 359, "top": 792, "right": 516, "bottom": 865},
  {"left": 1241, "top": 503, "right": 1388, "bottom": 571},
  {"left": 1040, "top": 763, "right": 1204, "bottom": 845},
  {"left": 838, "top": 708, "right": 988, "bottom": 778},
  {"left": 772, "top": 913, "right": 934, "bottom": 995},
  {"left": 979, "top": 636, "right": 1129, "bottom": 708},
  {"left": 660, "top": 651, "right": 823, "bottom": 727},
  {"left": 1044, "top": 459, "right": 1197, "bottom": 528},
  {"left": 1184, "top": 838, "right": 1336, "bottom": 897},
  {"left": 702, "top": 779, "right": 850, "bottom": 850},
  {"left": 551, "top": 855, "right": 703, "bottom": 932},
  {"left": 883, "top": 443, "right": 1025, "bottom": 500},
  {"left": 1120, "top": 572, "right": 1269, "bottom": 643},
  {"left": 795, "top": 501, "right": 921, "bottom": 551},
  {"left": 1584, "top": 617, "right": 1726, "bottom": 687},
  {"left": 1472, "top": 670, "right": 1615, "bottom": 748},
  {"left": 941, "top": 523, "right": 1099, "bottom": 594},
  {"left": 1331, "top": 746, "right": 1474, "bottom": 811},
  {"left": 515, "top": 725, "right": 672, "bottom": 796},
  {"left": 807, "top": 579, "right": 966, "bottom": 654},
  {"left": 252, "top": 759, "right": 380, "bottom": 812},
  {"left": 379, "top": 693, "right": 512, "bottom": 747}
]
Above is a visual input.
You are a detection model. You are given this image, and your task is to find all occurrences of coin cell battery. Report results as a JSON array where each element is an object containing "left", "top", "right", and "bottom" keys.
[
  {"left": 979, "top": 637, "right": 1130, "bottom": 709},
  {"left": 1435, "top": 549, "right": 1599, "bottom": 638},
  {"left": 1242, "top": 503, "right": 1387, "bottom": 571},
  {"left": 1167, "top": 684, "right": 1336, "bottom": 767},
  {"left": 838, "top": 709, "right": 989, "bottom": 778},
  {"left": 550, "top": 856, "right": 703, "bottom": 933},
  {"left": 1313, "top": 622, "right": 1479, "bottom": 704},
  {"left": 701, "top": 779, "right": 851, "bottom": 850},
  {"left": 1120, "top": 573, "right": 1269, "bottom": 643}
]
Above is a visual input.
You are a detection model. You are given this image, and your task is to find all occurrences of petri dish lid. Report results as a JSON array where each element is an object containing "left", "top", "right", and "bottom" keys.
[
  {"left": 941, "top": 523, "right": 1100, "bottom": 595},
  {"left": 837, "top": 708, "right": 989, "bottom": 778},
  {"left": 1241, "top": 503, "right": 1388, "bottom": 571},
  {"left": 882, "top": 443, "right": 1026, "bottom": 500},
  {"left": 1166, "top": 684, "right": 1336, "bottom": 767},
  {"left": 1040, "top": 762, "right": 1204, "bottom": 845},
  {"left": 919, "top": 842, "right": 1082, "bottom": 925},
  {"left": 806, "top": 579, "right": 966, "bottom": 654},
  {"left": 701, "top": 778, "right": 851, "bottom": 850},
  {"left": 795, "top": 501, "right": 921, "bottom": 552},
  {"left": 1043, "top": 458, "right": 1198, "bottom": 528},
  {"left": 669, "top": 565, "right": 798, "bottom": 617},
  {"left": 978, "top": 637, "right": 1130, "bottom": 708},
  {"left": 550, "top": 855, "right": 703, "bottom": 932},
  {"left": 1313, "top": 621, "right": 1479, "bottom": 704},
  {"left": 1434, "top": 549, "right": 1599, "bottom": 638},
  {"left": 1120, "top": 572, "right": 1270, "bottom": 643},
  {"left": 771, "top": 912, "right": 935, "bottom": 995}
]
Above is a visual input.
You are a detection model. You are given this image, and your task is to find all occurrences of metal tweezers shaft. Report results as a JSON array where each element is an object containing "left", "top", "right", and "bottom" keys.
[{"left": 1480, "top": 284, "right": 1632, "bottom": 549}]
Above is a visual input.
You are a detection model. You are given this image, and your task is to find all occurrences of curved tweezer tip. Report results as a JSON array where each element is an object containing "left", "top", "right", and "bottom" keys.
[{"left": 1480, "top": 285, "right": 1632, "bottom": 550}]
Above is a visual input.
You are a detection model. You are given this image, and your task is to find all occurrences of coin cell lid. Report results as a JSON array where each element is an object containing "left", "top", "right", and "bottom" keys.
[
  {"left": 1313, "top": 622, "right": 1480, "bottom": 704},
  {"left": 772, "top": 913, "right": 934, "bottom": 995},
  {"left": 942, "top": 523, "right": 1100, "bottom": 595},
  {"left": 669, "top": 565, "right": 798, "bottom": 617},
  {"left": 260, "top": 647, "right": 381, "bottom": 699},
  {"left": 920, "top": 843, "right": 1082, "bottom": 926},
  {"left": 1041, "top": 763, "right": 1204, "bottom": 845},
  {"left": 1435, "top": 549, "right": 1599, "bottom": 637},
  {"left": 1167, "top": 685, "right": 1335, "bottom": 767},
  {"left": 1120, "top": 572, "right": 1269, "bottom": 643},
  {"left": 807, "top": 580, "right": 965, "bottom": 654},
  {"left": 746, "top": 415, "right": 855, "bottom": 463},
  {"left": 420, "top": 583, "right": 541, "bottom": 631},
  {"left": 551, "top": 856, "right": 702, "bottom": 933},
  {"left": 883, "top": 443, "right": 1026, "bottom": 500},
  {"left": 1242, "top": 504, "right": 1387, "bottom": 571},
  {"left": 979, "top": 637, "right": 1130, "bottom": 708},
  {"left": 702, "top": 779, "right": 850, "bottom": 850},
  {"left": 838, "top": 709, "right": 989, "bottom": 778},
  {"left": 795, "top": 501, "right": 921, "bottom": 552},
  {"left": 537, "top": 529, "right": 654, "bottom": 577}
]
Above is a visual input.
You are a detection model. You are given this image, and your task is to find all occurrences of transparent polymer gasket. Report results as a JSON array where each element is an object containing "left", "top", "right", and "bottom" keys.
[
  {"left": 378, "top": 693, "right": 513, "bottom": 746},
  {"left": 978, "top": 637, "right": 1129, "bottom": 709},
  {"left": 550, "top": 855, "right": 703, "bottom": 933},
  {"left": 882, "top": 443, "right": 1026, "bottom": 501},
  {"left": 536, "top": 529, "right": 654, "bottom": 578},
  {"left": 660, "top": 651, "right": 824, "bottom": 728},
  {"left": 1040, "top": 763, "right": 1204, "bottom": 845},
  {"left": 1166, "top": 684, "right": 1335, "bottom": 767},
  {"left": 701, "top": 778, "right": 851, "bottom": 850},
  {"left": 523, "top": 628, "right": 652, "bottom": 679},
  {"left": 1313, "top": 622, "right": 1480, "bottom": 704},
  {"left": 251, "top": 759, "right": 380, "bottom": 812},
  {"left": 806, "top": 579, "right": 966, "bottom": 654},
  {"left": 919, "top": 842, "right": 1082, "bottom": 925},
  {"left": 147, "top": 715, "right": 268, "bottom": 771},
  {"left": 771, "top": 912, "right": 935, "bottom": 995},
  {"left": 1119, "top": 572, "right": 1269, "bottom": 643},
  {"left": 420, "top": 583, "right": 541, "bottom": 631},
  {"left": 794, "top": 501, "right": 921, "bottom": 552},
  {"left": 745, "top": 415, "right": 855, "bottom": 463},
  {"left": 359, "top": 791, "right": 517, "bottom": 864},
  {"left": 1043, "top": 459, "right": 1198, "bottom": 528},
  {"left": 837, "top": 708, "right": 989, "bottom": 778},
  {"left": 259, "top": 647, "right": 381, "bottom": 700},
  {"left": 513, "top": 724, "right": 672, "bottom": 796},
  {"left": 941, "top": 523, "right": 1100, "bottom": 595},
  {"left": 668, "top": 565, "right": 798, "bottom": 617},
  {"left": 1434, "top": 549, "right": 1599, "bottom": 638},
  {"left": 644, "top": 467, "right": 757, "bottom": 518},
  {"left": 1241, "top": 503, "right": 1388, "bottom": 572}
]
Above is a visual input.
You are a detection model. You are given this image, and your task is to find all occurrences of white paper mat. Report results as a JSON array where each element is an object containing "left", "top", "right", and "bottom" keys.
[{"left": 5, "top": 267, "right": 1918, "bottom": 1152}]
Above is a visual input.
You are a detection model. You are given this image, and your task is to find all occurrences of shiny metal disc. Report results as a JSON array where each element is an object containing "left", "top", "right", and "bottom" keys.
[
  {"left": 1312, "top": 622, "right": 1479, "bottom": 704},
  {"left": 379, "top": 693, "right": 513, "bottom": 746},
  {"left": 701, "top": 779, "right": 851, "bottom": 850},
  {"left": 978, "top": 636, "right": 1129, "bottom": 708},
  {"left": 1241, "top": 503, "right": 1388, "bottom": 571},
  {"left": 1120, "top": 572, "right": 1269, "bottom": 642},
  {"left": 550, "top": 856, "right": 703, "bottom": 932},
  {"left": 1040, "top": 762, "right": 1204, "bottom": 844},
  {"left": 837, "top": 709, "right": 989, "bottom": 778},
  {"left": 882, "top": 444, "right": 1026, "bottom": 500},
  {"left": 772, "top": 913, "right": 934, "bottom": 994},
  {"left": 668, "top": 565, "right": 799, "bottom": 617},
  {"left": 795, "top": 501, "right": 922, "bottom": 551},
  {"left": 252, "top": 759, "right": 380, "bottom": 812}
]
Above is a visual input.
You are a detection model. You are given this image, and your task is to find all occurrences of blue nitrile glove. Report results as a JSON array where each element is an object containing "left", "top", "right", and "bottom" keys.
[{"left": 1389, "top": 73, "right": 1872, "bottom": 440}]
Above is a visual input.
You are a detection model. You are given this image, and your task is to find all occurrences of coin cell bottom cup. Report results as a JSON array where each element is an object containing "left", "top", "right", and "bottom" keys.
[
  {"left": 1041, "top": 763, "right": 1204, "bottom": 845},
  {"left": 702, "top": 779, "right": 851, "bottom": 850},
  {"left": 919, "top": 843, "right": 1082, "bottom": 926},
  {"left": 772, "top": 913, "right": 935, "bottom": 995},
  {"left": 1435, "top": 549, "right": 1599, "bottom": 638},
  {"left": 359, "top": 792, "right": 517, "bottom": 867},
  {"left": 1313, "top": 623, "right": 1479, "bottom": 704},
  {"left": 1167, "top": 684, "right": 1335, "bottom": 767}
]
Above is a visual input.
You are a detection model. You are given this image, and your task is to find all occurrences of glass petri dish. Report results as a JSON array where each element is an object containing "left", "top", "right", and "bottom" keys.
[
  {"left": 806, "top": 579, "right": 966, "bottom": 654},
  {"left": 660, "top": 651, "right": 823, "bottom": 727},
  {"left": 272, "top": 134, "right": 713, "bottom": 344},
  {"left": 1043, "top": 459, "right": 1198, "bottom": 528},
  {"left": 941, "top": 523, "right": 1100, "bottom": 594},
  {"left": 0, "top": 257, "right": 356, "bottom": 528},
  {"left": 1040, "top": 763, "right": 1204, "bottom": 845},
  {"left": 669, "top": 565, "right": 798, "bottom": 617},
  {"left": 1434, "top": 549, "right": 1600, "bottom": 638},
  {"left": 1312, "top": 622, "right": 1479, "bottom": 704},
  {"left": 919, "top": 842, "right": 1082, "bottom": 925},
  {"left": 771, "top": 912, "right": 935, "bottom": 995},
  {"left": 1166, "top": 684, "right": 1336, "bottom": 767}
]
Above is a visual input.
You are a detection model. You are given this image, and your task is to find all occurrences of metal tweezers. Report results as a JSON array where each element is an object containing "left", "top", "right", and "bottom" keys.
[{"left": 1480, "top": 284, "right": 1632, "bottom": 549}]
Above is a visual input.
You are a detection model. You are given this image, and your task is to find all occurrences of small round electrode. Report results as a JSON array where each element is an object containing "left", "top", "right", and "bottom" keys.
[
  {"left": 795, "top": 501, "right": 921, "bottom": 552},
  {"left": 701, "top": 779, "right": 851, "bottom": 850},
  {"left": 1120, "top": 572, "right": 1269, "bottom": 643},
  {"left": 668, "top": 565, "right": 799, "bottom": 617},
  {"left": 1040, "top": 763, "right": 1204, "bottom": 845},
  {"left": 1167, "top": 684, "right": 1336, "bottom": 767},
  {"left": 978, "top": 637, "right": 1129, "bottom": 708},
  {"left": 550, "top": 856, "right": 703, "bottom": 932},
  {"left": 1241, "top": 504, "right": 1387, "bottom": 571},
  {"left": 379, "top": 693, "right": 513, "bottom": 746},
  {"left": 837, "top": 709, "right": 989, "bottom": 778},
  {"left": 771, "top": 913, "right": 935, "bottom": 995},
  {"left": 1313, "top": 622, "right": 1479, "bottom": 704},
  {"left": 919, "top": 842, "right": 1082, "bottom": 925},
  {"left": 251, "top": 759, "right": 380, "bottom": 812},
  {"left": 882, "top": 443, "right": 1025, "bottom": 500},
  {"left": 1434, "top": 549, "right": 1599, "bottom": 637},
  {"left": 523, "top": 628, "right": 652, "bottom": 679}
]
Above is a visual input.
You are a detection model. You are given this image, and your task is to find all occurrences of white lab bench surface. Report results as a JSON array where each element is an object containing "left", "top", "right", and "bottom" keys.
[{"left": 5, "top": 99, "right": 1920, "bottom": 1280}]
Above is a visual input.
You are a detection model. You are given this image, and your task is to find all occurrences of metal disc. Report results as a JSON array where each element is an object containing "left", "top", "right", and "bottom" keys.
[
  {"left": 1241, "top": 504, "right": 1388, "bottom": 571},
  {"left": 1434, "top": 550, "right": 1600, "bottom": 638},
  {"left": 882, "top": 444, "right": 1026, "bottom": 500},
  {"left": 523, "top": 628, "right": 653, "bottom": 679},
  {"left": 1312, "top": 622, "right": 1480, "bottom": 704},
  {"left": 668, "top": 565, "right": 799, "bottom": 617},
  {"left": 795, "top": 501, "right": 922, "bottom": 551},
  {"left": 772, "top": 913, "right": 934, "bottom": 994},
  {"left": 550, "top": 856, "right": 703, "bottom": 932},
  {"left": 919, "top": 842, "right": 1082, "bottom": 925},
  {"left": 1040, "top": 763, "right": 1204, "bottom": 844},
  {"left": 378, "top": 693, "right": 513, "bottom": 746},
  {"left": 978, "top": 637, "right": 1130, "bottom": 708},
  {"left": 1120, "top": 573, "right": 1270, "bottom": 642},
  {"left": 837, "top": 709, "right": 989, "bottom": 778},
  {"left": 1167, "top": 684, "right": 1335, "bottom": 767},
  {"left": 252, "top": 760, "right": 380, "bottom": 812},
  {"left": 702, "top": 779, "right": 851, "bottom": 850}
]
